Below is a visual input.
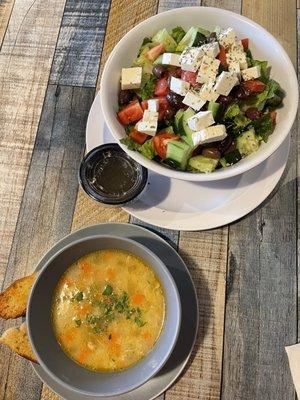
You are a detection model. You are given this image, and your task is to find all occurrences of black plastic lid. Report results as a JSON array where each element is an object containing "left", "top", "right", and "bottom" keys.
[{"left": 79, "top": 144, "right": 148, "bottom": 205}]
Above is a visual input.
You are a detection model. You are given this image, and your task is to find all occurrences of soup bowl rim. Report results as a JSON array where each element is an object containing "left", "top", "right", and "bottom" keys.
[{"left": 27, "top": 234, "right": 182, "bottom": 397}]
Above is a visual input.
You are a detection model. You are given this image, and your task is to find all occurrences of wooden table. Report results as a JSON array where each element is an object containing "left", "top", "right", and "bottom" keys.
[{"left": 0, "top": 0, "right": 298, "bottom": 399}]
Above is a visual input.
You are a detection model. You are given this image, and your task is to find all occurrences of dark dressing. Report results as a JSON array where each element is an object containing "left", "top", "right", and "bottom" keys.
[{"left": 79, "top": 144, "right": 148, "bottom": 205}]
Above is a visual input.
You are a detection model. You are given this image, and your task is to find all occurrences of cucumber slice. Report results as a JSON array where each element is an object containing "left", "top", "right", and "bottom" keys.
[
  {"left": 220, "top": 149, "right": 242, "bottom": 167},
  {"left": 174, "top": 109, "right": 185, "bottom": 134},
  {"left": 207, "top": 101, "right": 220, "bottom": 119},
  {"left": 176, "top": 27, "right": 199, "bottom": 52},
  {"left": 236, "top": 128, "right": 260, "bottom": 156},
  {"left": 188, "top": 155, "right": 219, "bottom": 173},
  {"left": 178, "top": 107, "right": 195, "bottom": 145},
  {"left": 166, "top": 140, "right": 192, "bottom": 170},
  {"left": 198, "top": 26, "right": 211, "bottom": 37},
  {"left": 193, "top": 31, "right": 207, "bottom": 46},
  {"left": 152, "top": 29, "right": 177, "bottom": 52},
  {"left": 153, "top": 54, "right": 163, "bottom": 65}
]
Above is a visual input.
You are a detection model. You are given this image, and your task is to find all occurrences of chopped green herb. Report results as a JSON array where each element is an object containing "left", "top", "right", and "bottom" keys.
[
  {"left": 134, "top": 317, "right": 146, "bottom": 327},
  {"left": 103, "top": 284, "right": 113, "bottom": 296},
  {"left": 92, "top": 326, "right": 103, "bottom": 334},
  {"left": 74, "top": 319, "right": 82, "bottom": 327},
  {"left": 74, "top": 291, "right": 84, "bottom": 302}
]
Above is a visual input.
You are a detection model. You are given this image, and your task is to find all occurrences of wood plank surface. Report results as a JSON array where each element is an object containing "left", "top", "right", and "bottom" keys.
[
  {"left": 0, "top": 0, "right": 14, "bottom": 48},
  {"left": 0, "top": 0, "right": 67, "bottom": 287},
  {"left": 166, "top": 229, "right": 228, "bottom": 400},
  {"left": 49, "top": 0, "right": 111, "bottom": 87},
  {"left": 221, "top": 1, "right": 298, "bottom": 399}
]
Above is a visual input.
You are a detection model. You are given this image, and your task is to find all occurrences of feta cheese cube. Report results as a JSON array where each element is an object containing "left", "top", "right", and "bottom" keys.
[
  {"left": 179, "top": 47, "right": 203, "bottom": 72},
  {"left": 187, "top": 110, "right": 215, "bottom": 132},
  {"left": 192, "top": 124, "right": 227, "bottom": 147},
  {"left": 161, "top": 53, "right": 181, "bottom": 67},
  {"left": 214, "top": 71, "right": 239, "bottom": 96},
  {"left": 230, "top": 41, "right": 244, "bottom": 54},
  {"left": 142, "top": 109, "right": 158, "bottom": 122},
  {"left": 136, "top": 109, "right": 158, "bottom": 136},
  {"left": 241, "top": 65, "right": 261, "bottom": 81},
  {"left": 170, "top": 76, "right": 190, "bottom": 96},
  {"left": 121, "top": 67, "right": 142, "bottom": 90},
  {"left": 217, "top": 28, "right": 237, "bottom": 49},
  {"left": 182, "top": 90, "right": 206, "bottom": 111},
  {"left": 199, "top": 80, "right": 219, "bottom": 102},
  {"left": 199, "top": 42, "right": 220, "bottom": 59},
  {"left": 226, "top": 51, "right": 248, "bottom": 70},
  {"left": 228, "top": 61, "right": 241, "bottom": 76},
  {"left": 147, "top": 99, "right": 159, "bottom": 112},
  {"left": 197, "top": 56, "right": 220, "bottom": 84},
  {"left": 136, "top": 120, "right": 157, "bottom": 136}
]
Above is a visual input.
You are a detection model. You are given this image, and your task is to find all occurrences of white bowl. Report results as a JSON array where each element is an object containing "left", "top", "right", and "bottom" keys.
[{"left": 100, "top": 6, "right": 298, "bottom": 182}]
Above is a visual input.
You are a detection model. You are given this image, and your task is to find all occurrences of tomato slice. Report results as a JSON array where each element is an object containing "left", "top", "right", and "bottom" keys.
[
  {"left": 241, "top": 38, "right": 249, "bottom": 52},
  {"left": 243, "top": 79, "right": 266, "bottom": 93},
  {"left": 153, "top": 132, "right": 180, "bottom": 159},
  {"left": 129, "top": 129, "right": 149, "bottom": 145},
  {"left": 141, "top": 100, "right": 148, "bottom": 110},
  {"left": 146, "top": 44, "right": 165, "bottom": 62},
  {"left": 217, "top": 45, "right": 227, "bottom": 68},
  {"left": 117, "top": 100, "right": 144, "bottom": 125},
  {"left": 181, "top": 70, "right": 198, "bottom": 85},
  {"left": 154, "top": 77, "right": 170, "bottom": 97},
  {"left": 156, "top": 96, "right": 170, "bottom": 121}
]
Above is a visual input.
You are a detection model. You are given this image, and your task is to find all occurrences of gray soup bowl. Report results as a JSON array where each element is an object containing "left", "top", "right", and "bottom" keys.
[{"left": 27, "top": 235, "right": 181, "bottom": 397}]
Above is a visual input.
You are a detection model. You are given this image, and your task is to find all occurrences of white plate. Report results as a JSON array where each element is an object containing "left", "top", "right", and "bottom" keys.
[
  {"left": 31, "top": 223, "right": 198, "bottom": 400},
  {"left": 86, "top": 92, "right": 290, "bottom": 231}
]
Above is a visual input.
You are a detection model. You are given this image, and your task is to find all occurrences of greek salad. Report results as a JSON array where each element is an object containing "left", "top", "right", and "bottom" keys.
[{"left": 117, "top": 26, "right": 283, "bottom": 173}]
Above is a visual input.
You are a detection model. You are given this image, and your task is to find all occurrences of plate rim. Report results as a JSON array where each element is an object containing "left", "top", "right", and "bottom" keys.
[
  {"left": 31, "top": 222, "right": 199, "bottom": 400},
  {"left": 86, "top": 92, "right": 290, "bottom": 231}
]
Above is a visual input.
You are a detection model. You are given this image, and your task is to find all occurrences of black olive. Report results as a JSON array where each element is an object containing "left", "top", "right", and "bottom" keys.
[
  {"left": 207, "top": 32, "right": 218, "bottom": 43},
  {"left": 218, "top": 136, "right": 234, "bottom": 154},
  {"left": 232, "top": 84, "right": 251, "bottom": 100},
  {"left": 153, "top": 64, "right": 167, "bottom": 78},
  {"left": 163, "top": 108, "right": 176, "bottom": 125},
  {"left": 166, "top": 91, "right": 183, "bottom": 109},
  {"left": 217, "top": 94, "right": 234, "bottom": 105},
  {"left": 118, "top": 90, "right": 133, "bottom": 105}
]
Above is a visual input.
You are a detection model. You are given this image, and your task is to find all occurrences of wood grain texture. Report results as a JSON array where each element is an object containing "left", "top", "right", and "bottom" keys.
[
  {"left": 71, "top": 0, "right": 160, "bottom": 240},
  {"left": 165, "top": 229, "right": 227, "bottom": 400},
  {"left": 202, "top": 0, "right": 241, "bottom": 12},
  {"left": 0, "top": 0, "right": 66, "bottom": 286},
  {"left": 297, "top": 9, "right": 300, "bottom": 346},
  {"left": 0, "top": 85, "right": 93, "bottom": 400},
  {"left": 49, "top": 0, "right": 111, "bottom": 87},
  {"left": 221, "top": 1, "right": 298, "bottom": 399},
  {"left": 0, "top": 0, "right": 14, "bottom": 48},
  {"left": 95, "top": 0, "right": 158, "bottom": 89}
]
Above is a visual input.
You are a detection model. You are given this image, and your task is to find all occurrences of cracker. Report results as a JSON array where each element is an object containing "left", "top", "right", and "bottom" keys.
[
  {"left": 0, "top": 322, "right": 37, "bottom": 362},
  {"left": 0, "top": 273, "right": 36, "bottom": 319}
]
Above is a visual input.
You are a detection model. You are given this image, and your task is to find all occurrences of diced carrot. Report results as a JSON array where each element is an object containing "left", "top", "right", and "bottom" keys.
[
  {"left": 77, "top": 347, "right": 91, "bottom": 364},
  {"left": 142, "top": 331, "right": 152, "bottom": 340},
  {"left": 146, "top": 44, "right": 165, "bottom": 62},
  {"left": 131, "top": 293, "right": 145, "bottom": 305},
  {"left": 79, "top": 260, "right": 91, "bottom": 274},
  {"left": 107, "top": 267, "right": 116, "bottom": 281}
]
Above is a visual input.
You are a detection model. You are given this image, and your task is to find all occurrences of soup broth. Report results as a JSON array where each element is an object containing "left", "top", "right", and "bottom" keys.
[{"left": 51, "top": 249, "right": 165, "bottom": 372}]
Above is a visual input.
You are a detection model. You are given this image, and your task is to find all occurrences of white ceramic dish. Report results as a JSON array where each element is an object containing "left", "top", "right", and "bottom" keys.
[
  {"left": 31, "top": 223, "right": 198, "bottom": 400},
  {"left": 100, "top": 6, "right": 298, "bottom": 182},
  {"left": 86, "top": 92, "right": 290, "bottom": 231}
]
